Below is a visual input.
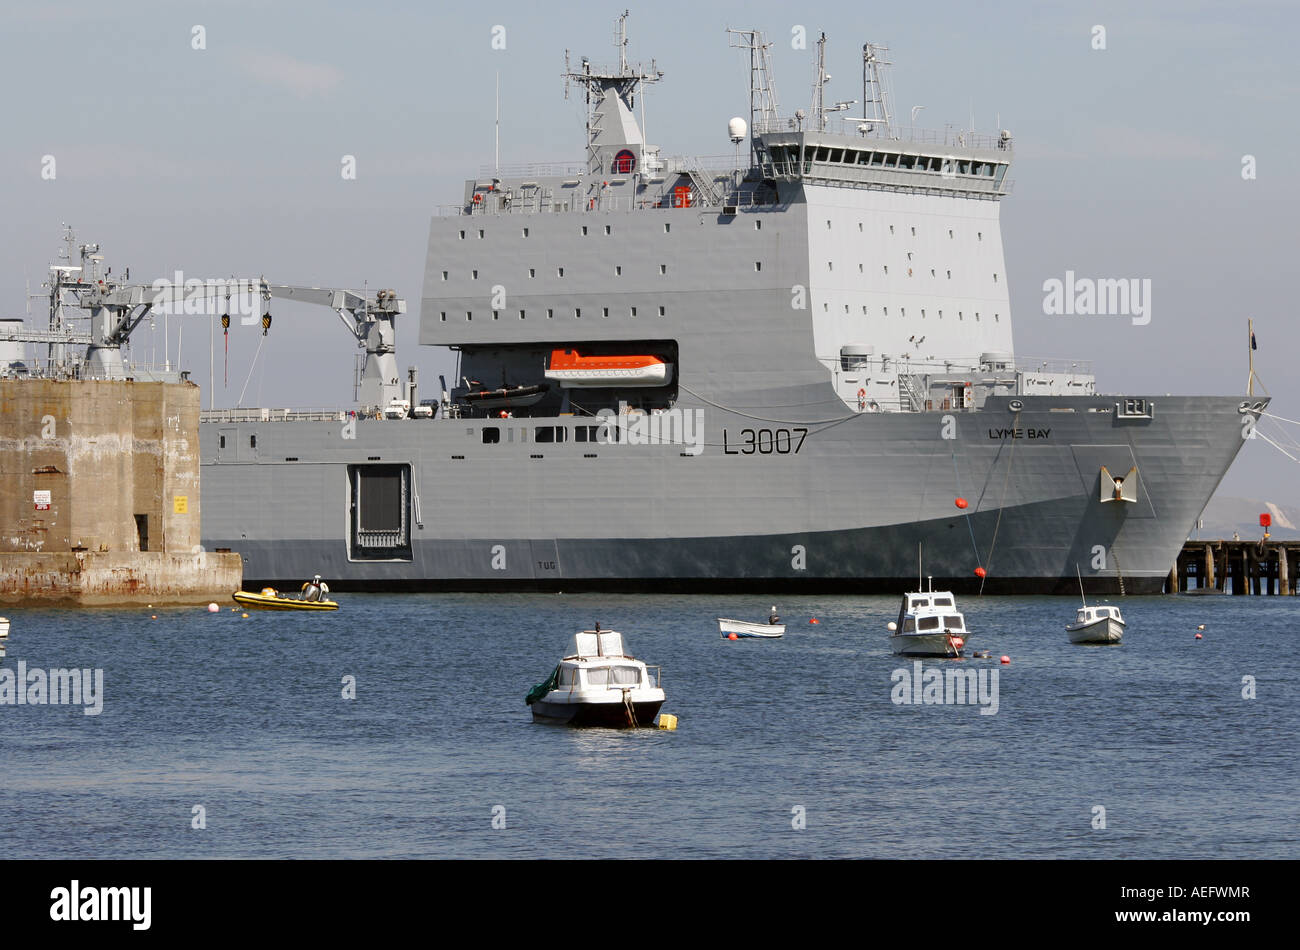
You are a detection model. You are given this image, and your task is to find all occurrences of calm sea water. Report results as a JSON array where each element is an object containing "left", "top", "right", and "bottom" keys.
[{"left": 0, "top": 591, "right": 1295, "bottom": 859}]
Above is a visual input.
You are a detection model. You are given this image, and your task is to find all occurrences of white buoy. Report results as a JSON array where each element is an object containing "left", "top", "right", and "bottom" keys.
[{"left": 207, "top": 603, "right": 219, "bottom": 613}]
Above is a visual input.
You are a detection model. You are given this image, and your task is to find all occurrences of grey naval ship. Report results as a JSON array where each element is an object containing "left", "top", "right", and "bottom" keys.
[{"left": 192, "top": 20, "right": 1264, "bottom": 594}]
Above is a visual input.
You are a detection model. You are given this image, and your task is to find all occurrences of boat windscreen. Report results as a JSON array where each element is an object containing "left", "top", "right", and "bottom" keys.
[
  {"left": 945, "top": 616, "right": 964, "bottom": 630},
  {"left": 918, "top": 616, "right": 941, "bottom": 631}
]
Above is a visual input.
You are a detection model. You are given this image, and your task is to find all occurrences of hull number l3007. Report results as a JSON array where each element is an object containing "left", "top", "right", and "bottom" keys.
[{"left": 723, "top": 427, "right": 808, "bottom": 455}]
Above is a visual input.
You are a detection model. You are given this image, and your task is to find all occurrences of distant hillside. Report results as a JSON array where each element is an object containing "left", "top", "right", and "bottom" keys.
[{"left": 1192, "top": 495, "right": 1300, "bottom": 541}]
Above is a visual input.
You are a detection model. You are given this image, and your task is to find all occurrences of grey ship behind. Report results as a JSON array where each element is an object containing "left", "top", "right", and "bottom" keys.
[{"left": 191, "top": 20, "right": 1263, "bottom": 594}]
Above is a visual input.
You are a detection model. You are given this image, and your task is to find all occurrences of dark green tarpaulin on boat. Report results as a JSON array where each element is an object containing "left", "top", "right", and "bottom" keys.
[{"left": 525, "top": 665, "right": 559, "bottom": 705}]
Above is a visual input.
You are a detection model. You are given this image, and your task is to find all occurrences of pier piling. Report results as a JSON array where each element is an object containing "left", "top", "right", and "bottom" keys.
[{"left": 1173, "top": 540, "right": 1300, "bottom": 595}]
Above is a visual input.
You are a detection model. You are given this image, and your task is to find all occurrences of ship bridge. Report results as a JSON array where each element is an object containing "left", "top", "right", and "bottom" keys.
[{"left": 755, "top": 117, "right": 1013, "bottom": 198}]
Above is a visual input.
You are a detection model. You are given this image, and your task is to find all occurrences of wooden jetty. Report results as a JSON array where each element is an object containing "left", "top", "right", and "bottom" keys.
[{"left": 1167, "top": 540, "right": 1300, "bottom": 595}]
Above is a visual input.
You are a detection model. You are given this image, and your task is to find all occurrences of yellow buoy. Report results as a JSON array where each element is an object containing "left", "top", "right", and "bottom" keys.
[
  {"left": 657, "top": 713, "right": 678, "bottom": 731},
  {"left": 241, "top": 612, "right": 249, "bottom": 618}
]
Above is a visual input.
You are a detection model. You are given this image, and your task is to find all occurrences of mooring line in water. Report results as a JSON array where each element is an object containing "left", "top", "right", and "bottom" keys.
[
  {"left": 980, "top": 410, "right": 1021, "bottom": 595},
  {"left": 952, "top": 452, "right": 982, "bottom": 567}
]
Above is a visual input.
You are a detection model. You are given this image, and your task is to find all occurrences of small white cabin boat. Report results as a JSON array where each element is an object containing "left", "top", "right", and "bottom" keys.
[
  {"left": 889, "top": 589, "right": 969, "bottom": 657},
  {"left": 526, "top": 628, "right": 665, "bottom": 727},
  {"left": 1067, "top": 604, "right": 1125, "bottom": 644}
]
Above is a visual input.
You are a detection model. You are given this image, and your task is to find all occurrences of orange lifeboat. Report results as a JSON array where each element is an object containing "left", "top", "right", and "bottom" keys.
[{"left": 544, "top": 349, "right": 672, "bottom": 388}]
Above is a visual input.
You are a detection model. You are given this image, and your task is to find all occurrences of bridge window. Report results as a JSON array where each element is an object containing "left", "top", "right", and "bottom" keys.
[{"left": 482, "top": 427, "right": 500, "bottom": 444}]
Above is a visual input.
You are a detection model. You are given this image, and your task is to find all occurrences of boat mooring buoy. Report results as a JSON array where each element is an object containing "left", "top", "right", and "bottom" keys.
[
  {"left": 809, "top": 617, "right": 820, "bottom": 625},
  {"left": 1195, "top": 633, "right": 1203, "bottom": 640},
  {"left": 1000, "top": 655, "right": 1010, "bottom": 664},
  {"left": 657, "top": 714, "right": 678, "bottom": 730},
  {"left": 727, "top": 632, "right": 738, "bottom": 640},
  {"left": 207, "top": 603, "right": 219, "bottom": 613}
]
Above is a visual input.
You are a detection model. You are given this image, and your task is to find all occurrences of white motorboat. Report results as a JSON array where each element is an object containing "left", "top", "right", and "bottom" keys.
[
  {"left": 889, "top": 587, "right": 969, "bottom": 657},
  {"left": 718, "top": 607, "right": 785, "bottom": 638},
  {"left": 1067, "top": 604, "right": 1125, "bottom": 644},
  {"left": 1067, "top": 565, "right": 1124, "bottom": 643},
  {"left": 526, "top": 627, "right": 666, "bottom": 727}
]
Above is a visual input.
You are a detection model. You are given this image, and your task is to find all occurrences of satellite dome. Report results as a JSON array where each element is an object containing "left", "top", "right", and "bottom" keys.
[{"left": 728, "top": 116, "right": 748, "bottom": 143}]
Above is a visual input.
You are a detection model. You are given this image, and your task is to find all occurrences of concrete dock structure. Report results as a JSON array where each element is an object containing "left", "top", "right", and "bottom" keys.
[{"left": 0, "top": 378, "right": 241, "bottom": 605}]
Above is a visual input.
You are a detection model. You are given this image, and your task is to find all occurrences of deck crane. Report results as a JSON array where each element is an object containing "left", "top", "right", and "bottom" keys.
[
  {"left": 258, "top": 284, "right": 406, "bottom": 410},
  {"left": 2, "top": 231, "right": 408, "bottom": 409}
]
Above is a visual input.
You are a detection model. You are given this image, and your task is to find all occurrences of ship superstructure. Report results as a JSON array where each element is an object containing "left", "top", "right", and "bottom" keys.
[{"left": 183, "top": 17, "right": 1262, "bottom": 593}]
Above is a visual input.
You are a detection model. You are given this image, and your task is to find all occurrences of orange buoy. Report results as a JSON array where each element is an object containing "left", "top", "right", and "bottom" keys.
[
  {"left": 728, "top": 632, "right": 738, "bottom": 640},
  {"left": 955, "top": 497, "right": 968, "bottom": 509},
  {"left": 951, "top": 636, "right": 965, "bottom": 650},
  {"left": 1195, "top": 633, "right": 1203, "bottom": 639},
  {"left": 1000, "top": 655, "right": 1010, "bottom": 664},
  {"left": 809, "top": 618, "right": 820, "bottom": 624},
  {"left": 974, "top": 566, "right": 987, "bottom": 578}
]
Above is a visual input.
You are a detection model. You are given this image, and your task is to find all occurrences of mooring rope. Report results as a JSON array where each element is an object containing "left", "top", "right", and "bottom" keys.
[{"left": 980, "top": 410, "right": 1021, "bottom": 595}]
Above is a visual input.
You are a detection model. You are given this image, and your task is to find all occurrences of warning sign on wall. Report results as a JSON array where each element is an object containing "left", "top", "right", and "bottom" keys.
[
  {"left": 34, "top": 490, "right": 51, "bottom": 511},
  {"left": 173, "top": 495, "right": 188, "bottom": 514}
]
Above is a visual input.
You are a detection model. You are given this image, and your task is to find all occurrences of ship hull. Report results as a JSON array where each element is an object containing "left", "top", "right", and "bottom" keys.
[{"left": 199, "top": 393, "right": 1258, "bottom": 594}]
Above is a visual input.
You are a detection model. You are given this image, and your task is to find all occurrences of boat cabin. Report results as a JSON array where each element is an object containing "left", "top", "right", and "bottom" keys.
[
  {"left": 557, "top": 630, "right": 661, "bottom": 690},
  {"left": 1074, "top": 605, "right": 1122, "bottom": 625},
  {"left": 895, "top": 591, "right": 966, "bottom": 635}
]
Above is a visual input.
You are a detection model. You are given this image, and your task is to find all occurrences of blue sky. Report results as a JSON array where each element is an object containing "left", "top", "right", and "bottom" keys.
[{"left": 2, "top": 0, "right": 1297, "bottom": 499}]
